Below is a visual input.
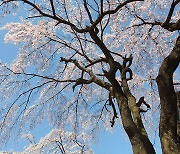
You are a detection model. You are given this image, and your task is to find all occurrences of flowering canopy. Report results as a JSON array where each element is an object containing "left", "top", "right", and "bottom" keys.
[{"left": 0, "top": 0, "right": 179, "bottom": 153}]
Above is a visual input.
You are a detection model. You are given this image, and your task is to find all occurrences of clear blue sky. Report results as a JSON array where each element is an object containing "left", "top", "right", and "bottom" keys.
[{"left": 0, "top": 5, "right": 162, "bottom": 154}]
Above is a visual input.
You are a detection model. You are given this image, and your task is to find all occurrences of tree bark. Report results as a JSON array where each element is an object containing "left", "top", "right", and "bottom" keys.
[
  {"left": 115, "top": 93, "right": 156, "bottom": 154},
  {"left": 156, "top": 36, "right": 180, "bottom": 154},
  {"left": 89, "top": 29, "right": 155, "bottom": 154}
]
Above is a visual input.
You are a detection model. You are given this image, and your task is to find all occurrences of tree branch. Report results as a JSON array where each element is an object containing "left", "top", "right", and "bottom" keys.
[
  {"left": 90, "top": 0, "right": 144, "bottom": 29},
  {"left": 60, "top": 57, "right": 113, "bottom": 92},
  {"left": 162, "top": 0, "right": 180, "bottom": 28},
  {"left": 49, "top": 0, "right": 56, "bottom": 16},
  {"left": 109, "top": 93, "right": 118, "bottom": 127}
]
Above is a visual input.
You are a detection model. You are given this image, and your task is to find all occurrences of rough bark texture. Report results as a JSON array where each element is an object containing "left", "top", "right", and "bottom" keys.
[
  {"left": 156, "top": 36, "right": 180, "bottom": 154},
  {"left": 89, "top": 28, "right": 155, "bottom": 154},
  {"left": 116, "top": 94, "right": 156, "bottom": 154},
  {"left": 177, "top": 91, "right": 180, "bottom": 144}
]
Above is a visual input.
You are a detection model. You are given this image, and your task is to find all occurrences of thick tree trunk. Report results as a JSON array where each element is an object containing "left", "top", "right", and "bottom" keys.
[
  {"left": 176, "top": 91, "right": 180, "bottom": 144},
  {"left": 89, "top": 29, "right": 155, "bottom": 154},
  {"left": 115, "top": 93, "right": 156, "bottom": 154},
  {"left": 156, "top": 36, "right": 180, "bottom": 154}
]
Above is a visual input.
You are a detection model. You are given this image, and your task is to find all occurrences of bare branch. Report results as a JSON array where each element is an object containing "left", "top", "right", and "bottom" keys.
[
  {"left": 83, "top": 0, "right": 94, "bottom": 24},
  {"left": 49, "top": 0, "right": 56, "bottom": 16},
  {"left": 162, "top": 0, "right": 180, "bottom": 27},
  {"left": 90, "top": 0, "right": 144, "bottom": 29},
  {"left": 60, "top": 57, "right": 112, "bottom": 92},
  {"left": 109, "top": 93, "right": 118, "bottom": 127}
]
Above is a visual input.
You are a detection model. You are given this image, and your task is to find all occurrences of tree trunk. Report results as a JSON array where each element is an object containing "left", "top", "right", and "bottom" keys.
[
  {"left": 115, "top": 93, "right": 156, "bottom": 154},
  {"left": 156, "top": 36, "right": 180, "bottom": 154},
  {"left": 89, "top": 28, "right": 156, "bottom": 154}
]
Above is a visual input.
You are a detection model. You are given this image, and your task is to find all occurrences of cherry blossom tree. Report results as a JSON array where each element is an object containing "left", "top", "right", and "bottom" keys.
[{"left": 0, "top": 0, "right": 179, "bottom": 153}]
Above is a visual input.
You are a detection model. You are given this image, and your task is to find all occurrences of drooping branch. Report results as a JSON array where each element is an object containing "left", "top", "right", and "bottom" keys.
[
  {"left": 108, "top": 93, "right": 118, "bottom": 127},
  {"left": 0, "top": 80, "right": 53, "bottom": 131},
  {"left": 9, "top": 0, "right": 90, "bottom": 33},
  {"left": 3, "top": 0, "right": 145, "bottom": 33},
  {"left": 4, "top": 65, "right": 76, "bottom": 83}
]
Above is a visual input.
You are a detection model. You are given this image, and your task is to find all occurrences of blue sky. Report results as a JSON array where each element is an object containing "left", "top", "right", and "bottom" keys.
[
  {"left": 0, "top": 9, "right": 134, "bottom": 154},
  {"left": 0, "top": 19, "right": 162, "bottom": 154},
  {"left": 0, "top": 4, "right": 164, "bottom": 154}
]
